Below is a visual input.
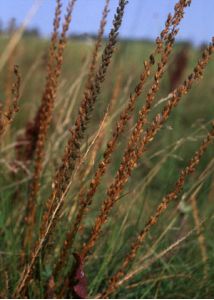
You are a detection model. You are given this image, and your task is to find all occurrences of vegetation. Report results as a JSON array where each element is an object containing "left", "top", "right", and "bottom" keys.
[{"left": 0, "top": 0, "right": 214, "bottom": 298}]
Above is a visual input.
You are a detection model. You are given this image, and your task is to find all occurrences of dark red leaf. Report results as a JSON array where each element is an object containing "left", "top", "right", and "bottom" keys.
[{"left": 71, "top": 253, "right": 88, "bottom": 299}]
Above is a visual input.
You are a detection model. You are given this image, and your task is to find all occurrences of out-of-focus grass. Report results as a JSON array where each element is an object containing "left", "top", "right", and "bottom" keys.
[{"left": 0, "top": 35, "right": 213, "bottom": 298}]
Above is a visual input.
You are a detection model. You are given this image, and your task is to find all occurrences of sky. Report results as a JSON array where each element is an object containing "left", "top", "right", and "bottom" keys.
[{"left": 0, "top": 0, "right": 213, "bottom": 46}]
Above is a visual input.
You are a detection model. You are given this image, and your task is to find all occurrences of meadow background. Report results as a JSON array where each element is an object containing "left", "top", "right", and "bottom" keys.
[{"left": 0, "top": 0, "right": 214, "bottom": 298}]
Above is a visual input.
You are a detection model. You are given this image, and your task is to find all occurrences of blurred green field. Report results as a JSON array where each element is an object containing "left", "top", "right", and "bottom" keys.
[{"left": 0, "top": 34, "right": 214, "bottom": 298}]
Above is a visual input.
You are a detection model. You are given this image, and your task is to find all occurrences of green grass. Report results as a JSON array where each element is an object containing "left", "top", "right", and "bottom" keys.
[{"left": 0, "top": 35, "right": 214, "bottom": 298}]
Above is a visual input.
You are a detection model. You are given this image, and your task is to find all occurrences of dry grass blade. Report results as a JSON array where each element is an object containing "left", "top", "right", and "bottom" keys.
[
  {"left": 13, "top": 1, "right": 128, "bottom": 296},
  {"left": 0, "top": 65, "right": 21, "bottom": 141},
  {"left": 80, "top": 39, "right": 214, "bottom": 259},
  {"left": 85, "top": 0, "right": 110, "bottom": 89},
  {"left": 1, "top": 0, "right": 213, "bottom": 298},
  {"left": 100, "top": 123, "right": 214, "bottom": 298},
  {"left": 94, "top": 221, "right": 204, "bottom": 298},
  {"left": 23, "top": 0, "right": 75, "bottom": 248},
  {"left": 38, "top": 0, "right": 128, "bottom": 253},
  {"left": 190, "top": 185, "right": 208, "bottom": 282},
  {"left": 114, "top": 217, "right": 211, "bottom": 292},
  {"left": 0, "top": 0, "right": 42, "bottom": 72},
  {"left": 55, "top": 0, "right": 191, "bottom": 273}
]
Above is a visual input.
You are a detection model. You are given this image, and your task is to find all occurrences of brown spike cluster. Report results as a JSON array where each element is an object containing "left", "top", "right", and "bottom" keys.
[
  {"left": 68, "top": 0, "right": 128, "bottom": 163},
  {"left": 1, "top": 0, "right": 213, "bottom": 298},
  {"left": 39, "top": 0, "right": 128, "bottom": 240},
  {"left": 48, "top": 0, "right": 62, "bottom": 78},
  {"left": 46, "top": 0, "right": 110, "bottom": 279},
  {"left": 85, "top": 0, "right": 110, "bottom": 89},
  {"left": 13, "top": 1, "right": 128, "bottom": 297},
  {"left": 23, "top": 0, "right": 76, "bottom": 247},
  {"left": 0, "top": 0, "right": 213, "bottom": 298},
  {"left": 52, "top": 0, "right": 191, "bottom": 277},
  {"left": 80, "top": 37, "right": 214, "bottom": 259},
  {"left": 16, "top": 0, "right": 62, "bottom": 164},
  {"left": 100, "top": 122, "right": 214, "bottom": 298},
  {"left": 0, "top": 65, "right": 21, "bottom": 140}
]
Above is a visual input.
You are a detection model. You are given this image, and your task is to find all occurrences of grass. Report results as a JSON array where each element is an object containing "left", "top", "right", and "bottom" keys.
[{"left": 0, "top": 0, "right": 214, "bottom": 298}]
